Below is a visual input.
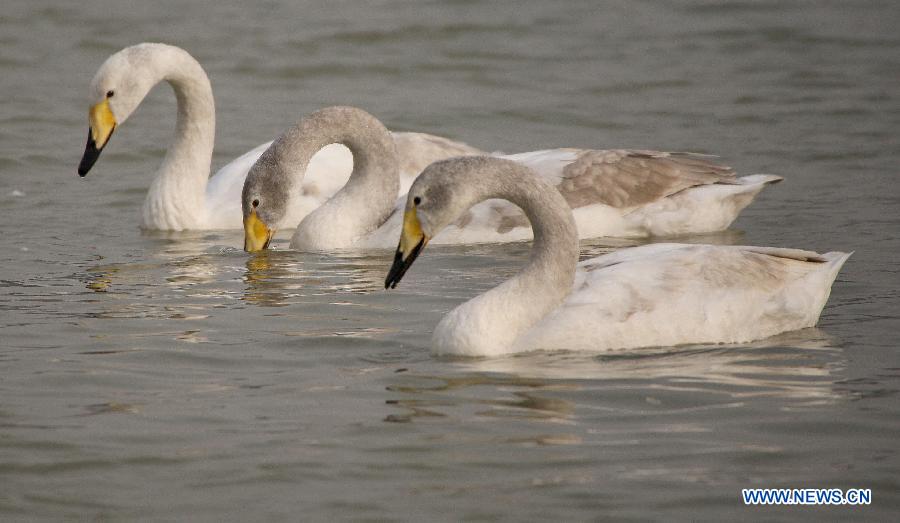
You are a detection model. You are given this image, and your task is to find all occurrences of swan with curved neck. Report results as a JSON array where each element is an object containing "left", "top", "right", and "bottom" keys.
[
  {"left": 79, "top": 43, "right": 214, "bottom": 230},
  {"left": 77, "top": 43, "right": 484, "bottom": 231},
  {"left": 385, "top": 156, "right": 849, "bottom": 357},
  {"left": 243, "top": 106, "right": 399, "bottom": 251}
]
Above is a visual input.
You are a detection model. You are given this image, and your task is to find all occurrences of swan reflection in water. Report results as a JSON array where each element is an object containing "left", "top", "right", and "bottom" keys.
[
  {"left": 384, "top": 328, "right": 848, "bottom": 428},
  {"left": 242, "top": 249, "right": 395, "bottom": 307},
  {"left": 81, "top": 231, "right": 242, "bottom": 327},
  {"left": 84, "top": 231, "right": 236, "bottom": 295}
]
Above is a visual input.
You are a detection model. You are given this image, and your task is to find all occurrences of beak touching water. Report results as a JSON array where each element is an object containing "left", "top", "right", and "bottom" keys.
[
  {"left": 78, "top": 99, "right": 117, "bottom": 176},
  {"left": 385, "top": 208, "right": 429, "bottom": 289},
  {"left": 244, "top": 209, "right": 275, "bottom": 252}
]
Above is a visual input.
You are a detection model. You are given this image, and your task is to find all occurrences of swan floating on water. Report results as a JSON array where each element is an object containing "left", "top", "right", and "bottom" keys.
[
  {"left": 76, "top": 43, "right": 483, "bottom": 230},
  {"left": 242, "top": 106, "right": 781, "bottom": 251},
  {"left": 384, "top": 156, "right": 850, "bottom": 357}
]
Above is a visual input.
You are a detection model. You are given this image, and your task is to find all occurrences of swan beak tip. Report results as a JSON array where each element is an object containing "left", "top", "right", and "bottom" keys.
[
  {"left": 79, "top": 99, "right": 117, "bottom": 176},
  {"left": 244, "top": 210, "right": 274, "bottom": 252},
  {"left": 384, "top": 237, "right": 426, "bottom": 289},
  {"left": 77, "top": 129, "right": 101, "bottom": 176},
  {"left": 385, "top": 209, "right": 428, "bottom": 289}
]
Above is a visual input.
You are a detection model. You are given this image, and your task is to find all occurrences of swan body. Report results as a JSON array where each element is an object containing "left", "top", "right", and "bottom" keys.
[
  {"left": 243, "top": 107, "right": 780, "bottom": 252},
  {"left": 77, "top": 43, "right": 483, "bottom": 230},
  {"left": 384, "top": 156, "right": 849, "bottom": 357}
]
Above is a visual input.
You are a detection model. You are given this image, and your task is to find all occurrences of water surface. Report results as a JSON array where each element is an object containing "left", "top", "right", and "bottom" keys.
[{"left": 2, "top": 0, "right": 899, "bottom": 520}]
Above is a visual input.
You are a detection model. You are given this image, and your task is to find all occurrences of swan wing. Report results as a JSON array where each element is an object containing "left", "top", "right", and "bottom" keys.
[
  {"left": 537, "top": 149, "right": 736, "bottom": 209},
  {"left": 521, "top": 244, "right": 851, "bottom": 351}
]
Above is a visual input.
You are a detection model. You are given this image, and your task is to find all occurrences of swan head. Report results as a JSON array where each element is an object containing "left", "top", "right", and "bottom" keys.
[
  {"left": 78, "top": 44, "right": 167, "bottom": 176},
  {"left": 385, "top": 157, "right": 485, "bottom": 288},
  {"left": 242, "top": 158, "right": 287, "bottom": 252}
]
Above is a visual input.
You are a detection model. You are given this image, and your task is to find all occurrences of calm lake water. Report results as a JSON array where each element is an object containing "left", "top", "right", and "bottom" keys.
[{"left": 2, "top": 0, "right": 899, "bottom": 520}]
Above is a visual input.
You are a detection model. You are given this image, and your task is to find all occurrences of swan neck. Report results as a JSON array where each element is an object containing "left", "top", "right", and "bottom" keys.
[
  {"left": 143, "top": 48, "right": 215, "bottom": 229},
  {"left": 496, "top": 164, "right": 580, "bottom": 323},
  {"left": 281, "top": 107, "right": 400, "bottom": 249},
  {"left": 433, "top": 159, "right": 579, "bottom": 355},
  {"left": 168, "top": 68, "right": 215, "bottom": 177}
]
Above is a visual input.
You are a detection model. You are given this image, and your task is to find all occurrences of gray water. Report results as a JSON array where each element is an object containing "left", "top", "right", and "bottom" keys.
[{"left": 2, "top": 0, "right": 899, "bottom": 520}]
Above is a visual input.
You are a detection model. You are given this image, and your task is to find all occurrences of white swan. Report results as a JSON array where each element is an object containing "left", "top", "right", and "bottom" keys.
[
  {"left": 384, "top": 156, "right": 850, "bottom": 357},
  {"left": 242, "top": 106, "right": 781, "bottom": 251},
  {"left": 76, "top": 43, "right": 483, "bottom": 230}
]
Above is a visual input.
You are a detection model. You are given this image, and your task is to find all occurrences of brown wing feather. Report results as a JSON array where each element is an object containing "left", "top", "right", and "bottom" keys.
[{"left": 556, "top": 150, "right": 736, "bottom": 209}]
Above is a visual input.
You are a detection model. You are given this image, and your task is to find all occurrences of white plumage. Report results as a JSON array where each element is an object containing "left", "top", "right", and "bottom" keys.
[{"left": 511, "top": 244, "right": 851, "bottom": 356}]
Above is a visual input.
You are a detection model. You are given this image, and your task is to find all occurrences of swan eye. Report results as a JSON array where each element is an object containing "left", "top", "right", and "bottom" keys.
[
  {"left": 106, "top": 90, "right": 115, "bottom": 98},
  {"left": 413, "top": 196, "right": 421, "bottom": 206},
  {"left": 252, "top": 199, "right": 260, "bottom": 208}
]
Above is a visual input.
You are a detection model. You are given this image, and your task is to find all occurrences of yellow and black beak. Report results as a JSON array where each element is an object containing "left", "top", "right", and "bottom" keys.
[
  {"left": 78, "top": 99, "right": 117, "bottom": 176},
  {"left": 385, "top": 208, "right": 429, "bottom": 289},
  {"left": 244, "top": 209, "right": 275, "bottom": 252}
]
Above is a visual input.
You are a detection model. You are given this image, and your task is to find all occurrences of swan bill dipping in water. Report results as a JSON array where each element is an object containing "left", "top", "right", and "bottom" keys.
[
  {"left": 242, "top": 106, "right": 782, "bottom": 252},
  {"left": 385, "top": 156, "right": 850, "bottom": 357},
  {"left": 76, "top": 43, "right": 484, "bottom": 231}
]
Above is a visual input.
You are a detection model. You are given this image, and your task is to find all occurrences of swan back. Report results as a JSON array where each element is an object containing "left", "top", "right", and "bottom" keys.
[{"left": 519, "top": 244, "right": 852, "bottom": 353}]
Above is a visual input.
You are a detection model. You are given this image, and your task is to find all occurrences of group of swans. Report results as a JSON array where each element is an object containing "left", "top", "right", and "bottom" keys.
[{"left": 77, "top": 43, "right": 849, "bottom": 356}]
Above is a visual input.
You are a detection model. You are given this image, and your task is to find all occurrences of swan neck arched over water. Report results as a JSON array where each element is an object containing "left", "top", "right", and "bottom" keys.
[
  {"left": 408, "top": 157, "right": 579, "bottom": 355},
  {"left": 243, "top": 106, "right": 400, "bottom": 250}
]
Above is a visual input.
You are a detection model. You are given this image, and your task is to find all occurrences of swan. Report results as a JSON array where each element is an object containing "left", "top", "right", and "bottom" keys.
[
  {"left": 242, "top": 106, "right": 781, "bottom": 251},
  {"left": 384, "top": 156, "right": 850, "bottom": 357},
  {"left": 76, "top": 43, "right": 483, "bottom": 230}
]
